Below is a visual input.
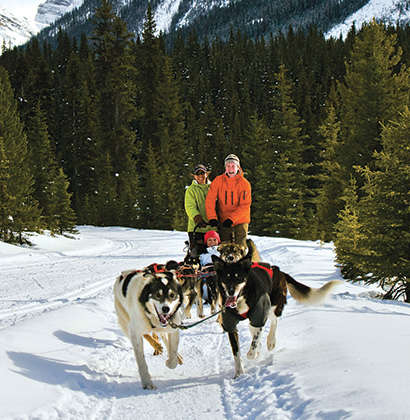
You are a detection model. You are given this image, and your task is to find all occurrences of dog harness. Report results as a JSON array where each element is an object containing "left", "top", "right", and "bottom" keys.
[
  {"left": 251, "top": 262, "right": 273, "bottom": 278},
  {"left": 149, "top": 263, "right": 166, "bottom": 273},
  {"left": 120, "top": 271, "right": 138, "bottom": 297}
]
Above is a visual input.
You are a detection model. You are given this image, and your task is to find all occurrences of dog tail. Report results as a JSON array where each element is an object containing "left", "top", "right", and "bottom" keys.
[
  {"left": 246, "top": 238, "right": 261, "bottom": 262},
  {"left": 285, "top": 273, "right": 343, "bottom": 305}
]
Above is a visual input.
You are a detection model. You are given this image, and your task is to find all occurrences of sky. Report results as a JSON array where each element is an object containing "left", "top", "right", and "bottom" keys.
[{"left": 1, "top": 226, "right": 409, "bottom": 419}]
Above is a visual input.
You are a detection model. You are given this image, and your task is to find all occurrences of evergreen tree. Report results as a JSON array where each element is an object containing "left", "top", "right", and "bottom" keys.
[
  {"left": 49, "top": 168, "right": 77, "bottom": 235},
  {"left": 139, "top": 140, "right": 167, "bottom": 229},
  {"left": 315, "top": 86, "right": 344, "bottom": 241},
  {"left": 334, "top": 177, "right": 367, "bottom": 280},
  {"left": 241, "top": 112, "right": 272, "bottom": 235},
  {"left": 337, "top": 20, "right": 410, "bottom": 190},
  {"left": 27, "top": 100, "right": 59, "bottom": 229},
  {"left": 197, "top": 100, "right": 226, "bottom": 171},
  {"left": 153, "top": 56, "right": 186, "bottom": 230},
  {"left": 27, "top": 101, "right": 76, "bottom": 234},
  {"left": 0, "top": 136, "right": 14, "bottom": 241},
  {"left": 92, "top": 152, "right": 119, "bottom": 226},
  {"left": 136, "top": 2, "right": 165, "bottom": 154},
  {"left": 0, "top": 67, "right": 42, "bottom": 243},
  {"left": 91, "top": 0, "right": 139, "bottom": 225},
  {"left": 59, "top": 50, "right": 100, "bottom": 221},
  {"left": 353, "top": 108, "right": 410, "bottom": 301},
  {"left": 263, "top": 65, "right": 311, "bottom": 238},
  {"left": 21, "top": 39, "right": 54, "bottom": 133}
]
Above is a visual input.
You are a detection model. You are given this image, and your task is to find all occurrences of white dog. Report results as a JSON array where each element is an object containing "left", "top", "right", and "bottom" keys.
[{"left": 114, "top": 269, "right": 184, "bottom": 390}]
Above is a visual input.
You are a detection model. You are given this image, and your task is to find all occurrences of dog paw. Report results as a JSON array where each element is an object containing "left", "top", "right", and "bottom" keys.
[
  {"left": 142, "top": 381, "right": 157, "bottom": 390},
  {"left": 166, "top": 358, "right": 178, "bottom": 369},
  {"left": 198, "top": 313, "right": 205, "bottom": 319},
  {"left": 267, "top": 339, "right": 276, "bottom": 351},
  {"left": 247, "top": 350, "right": 260, "bottom": 360}
]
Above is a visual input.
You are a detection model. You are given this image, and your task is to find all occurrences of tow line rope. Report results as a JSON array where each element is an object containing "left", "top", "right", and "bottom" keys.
[{"left": 170, "top": 309, "right": 222, "bottom": 330}]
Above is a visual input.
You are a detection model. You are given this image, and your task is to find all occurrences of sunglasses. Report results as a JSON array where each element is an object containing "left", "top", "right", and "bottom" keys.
[{"left": 194, "top": 171, "right": 205, "bottom": 175}]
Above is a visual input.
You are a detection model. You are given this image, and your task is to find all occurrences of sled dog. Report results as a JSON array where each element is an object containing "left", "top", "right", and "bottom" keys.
[
  {"left": 144, "top": 258, "right": 204, "bottom": 319},
  {"left": 218, "top": 238, "right": 261, "bottom": 263},
  {"left": 114, "top": 269, "right": 183, "bottom": 390},
  {"left": 212, "top": 253, "right": 342, "bottom": 378},
  {"left": 200, "top": 263, "right": 219, "bottom": 314}
]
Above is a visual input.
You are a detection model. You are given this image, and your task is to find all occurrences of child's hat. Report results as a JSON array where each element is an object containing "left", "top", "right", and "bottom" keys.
[{"left": 204, "top": 230, "right": 221, "bottom": 244}]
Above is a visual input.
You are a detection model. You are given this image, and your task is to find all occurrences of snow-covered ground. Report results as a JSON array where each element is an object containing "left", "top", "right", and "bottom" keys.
[{"left": 0, "top": 226, "right": 409, "bottom": 419}]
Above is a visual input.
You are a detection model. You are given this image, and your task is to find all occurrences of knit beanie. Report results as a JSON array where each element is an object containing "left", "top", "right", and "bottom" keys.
[
  {"left": 224, "top": 154, "right": 240, "bottom": 167},
  {"left": 204, "top": 230, "right": 221, "bottom": 244}
]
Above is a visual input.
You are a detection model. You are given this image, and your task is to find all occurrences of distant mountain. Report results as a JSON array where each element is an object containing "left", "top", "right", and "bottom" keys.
[
  {"left": 327, "top": 0, "right": 410, "bottom": 38},
  {"left": 35, "top": 0, "right": 83, "bottom": 26},
  {"left": 2, "top": 0, "right": 410, "bottom": 49},
  {"left": 0, "top": 6, "right": 38, "bottom": 48},
  {"left": 0, "top": 0, "right": 82, "bottom": 48},
  {"left": 34, "top": 0, "right": 370, "bottom": 47}
]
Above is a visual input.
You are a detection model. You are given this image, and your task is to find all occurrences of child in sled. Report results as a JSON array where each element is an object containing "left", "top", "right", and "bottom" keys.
[{"left": 200, "top": 230, "right": 221, "bottom": 267}]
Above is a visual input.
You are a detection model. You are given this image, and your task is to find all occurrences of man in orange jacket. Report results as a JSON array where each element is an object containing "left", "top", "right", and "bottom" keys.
[{"left": 205, "top": 154, "right": 251, "bottom": 247}]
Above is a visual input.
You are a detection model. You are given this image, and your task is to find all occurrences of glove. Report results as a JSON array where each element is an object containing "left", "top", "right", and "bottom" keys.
[
  {"left": 194, "top": 214, "right": 204, "bottom": 226},
  {"left": 222, "top": 218, "right": 233, "bottom": 227},
  {"left": 208, "top": 219, "right": 218, "bottom": 227}
]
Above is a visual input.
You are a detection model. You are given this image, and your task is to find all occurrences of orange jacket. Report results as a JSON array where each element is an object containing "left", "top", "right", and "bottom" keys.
[{"left": 205, "top": 169, "right": 251, "bottom": 226}]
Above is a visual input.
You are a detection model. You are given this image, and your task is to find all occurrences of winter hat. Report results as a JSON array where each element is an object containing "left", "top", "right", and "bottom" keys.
[
  {"left": 224, "top": 154, "right": 240, "bottom": 167},
  {"left": 192, "top": 163, "right": 208, "bottom": 175},
  {"left": 204, "top": 230, "right": 221, "bottom": 244}
]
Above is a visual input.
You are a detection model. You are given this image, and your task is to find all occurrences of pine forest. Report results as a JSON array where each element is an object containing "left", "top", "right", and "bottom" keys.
[{"left": 1, "top": 1, "right": 410, "bottom": 300}]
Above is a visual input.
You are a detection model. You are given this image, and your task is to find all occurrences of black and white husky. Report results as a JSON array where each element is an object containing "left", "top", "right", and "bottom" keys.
[
  {"left": 114, "top": 269, "right": 184, "bottom": 390},
  {"left": 212, "top": 254, "right": 342, "bottom": 379}
]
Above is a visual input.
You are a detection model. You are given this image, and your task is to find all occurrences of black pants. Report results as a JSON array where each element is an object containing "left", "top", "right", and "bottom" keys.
[{"left": 188, "top": 231, "right": 207, "bottom": 255}]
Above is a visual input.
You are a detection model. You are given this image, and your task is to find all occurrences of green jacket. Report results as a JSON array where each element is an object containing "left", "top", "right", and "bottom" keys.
[{"left": 184, "top": 180, "right": 211, "bottom": 233}]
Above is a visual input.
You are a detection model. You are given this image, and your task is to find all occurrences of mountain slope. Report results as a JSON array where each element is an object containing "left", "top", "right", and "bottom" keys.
[
  {"left": 327, "top": 0, "right": 410, "bottom": 38},
  {"left": 0, "top": 6, "right": 38, "bottom": 48},
  {"left": 0, "top": 0, "right": 82, "bottom": 48},
  {"left": 3, "top": 0, "right": 410, "bottom": 49},
  {"left": 35, "top": 0, "right": 84, "bottom": 26}
]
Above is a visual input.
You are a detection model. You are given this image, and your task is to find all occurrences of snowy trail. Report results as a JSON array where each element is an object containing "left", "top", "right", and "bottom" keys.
[
  {"left": 0, "top": 227, "right": 187, "bottom": 329},
  {"left": 1, "top": 226, "right": 410, "bottom": 420}
]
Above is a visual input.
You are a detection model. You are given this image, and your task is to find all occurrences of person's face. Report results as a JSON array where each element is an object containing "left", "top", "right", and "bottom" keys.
[
  {"left": 206, "top": 237, "right": 219, "bottom": 247},
  {"left": 194, "top": 171, "right": 207, "bottom": 184},
  {"left": 225, "top": 162, "right": 238, "bottom": 178}
]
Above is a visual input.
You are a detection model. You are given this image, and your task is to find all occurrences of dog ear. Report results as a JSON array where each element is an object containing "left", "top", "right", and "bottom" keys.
[
  {"left": 211, "top": 255, "right": 225, "bottom": 272},
  {"left": 165, "top": 260, "right": 180, "bottom": 270},
  {"left": 239, "top": 254, "right": 252, "bottom": 271},
  {"left": 217, "top": 243, "right": 226, "bottom": 252}
]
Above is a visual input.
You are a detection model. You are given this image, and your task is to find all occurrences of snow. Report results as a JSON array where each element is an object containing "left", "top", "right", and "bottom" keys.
[
  {"left": 0, "top": 5, "right": 39, "bottom": 47},
  {"left": 154, "top": 0, "right": 184, "bottom": 33},
  {"left": 0, "top": 0, "right": 45, "bottom": 23},
  {"left": 326, "top": 0, "right": 410, "bottom": 39},
  {"left": 1, "top": 226, "right": 409, "bottom": 419}
]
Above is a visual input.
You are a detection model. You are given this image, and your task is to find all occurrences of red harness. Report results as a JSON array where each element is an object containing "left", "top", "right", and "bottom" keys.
[
  {"left": 236, "top": 263, "right": 273, "bottom": 319},
  {"left": 251, "top": 262, "right": 274, "bottom": 278}
]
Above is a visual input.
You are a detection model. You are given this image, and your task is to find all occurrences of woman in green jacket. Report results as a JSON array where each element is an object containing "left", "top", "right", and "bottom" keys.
[{"left": 184, "top": 163, "right": 212, "bottom": 254}]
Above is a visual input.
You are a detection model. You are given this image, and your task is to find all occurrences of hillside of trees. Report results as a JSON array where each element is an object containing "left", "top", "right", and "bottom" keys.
[
  {"left": 34, "top": 0, "right": 369, "bottom": 49},
  {"left": 1, "top": 1, "right": 410, "bottom": 300}
]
